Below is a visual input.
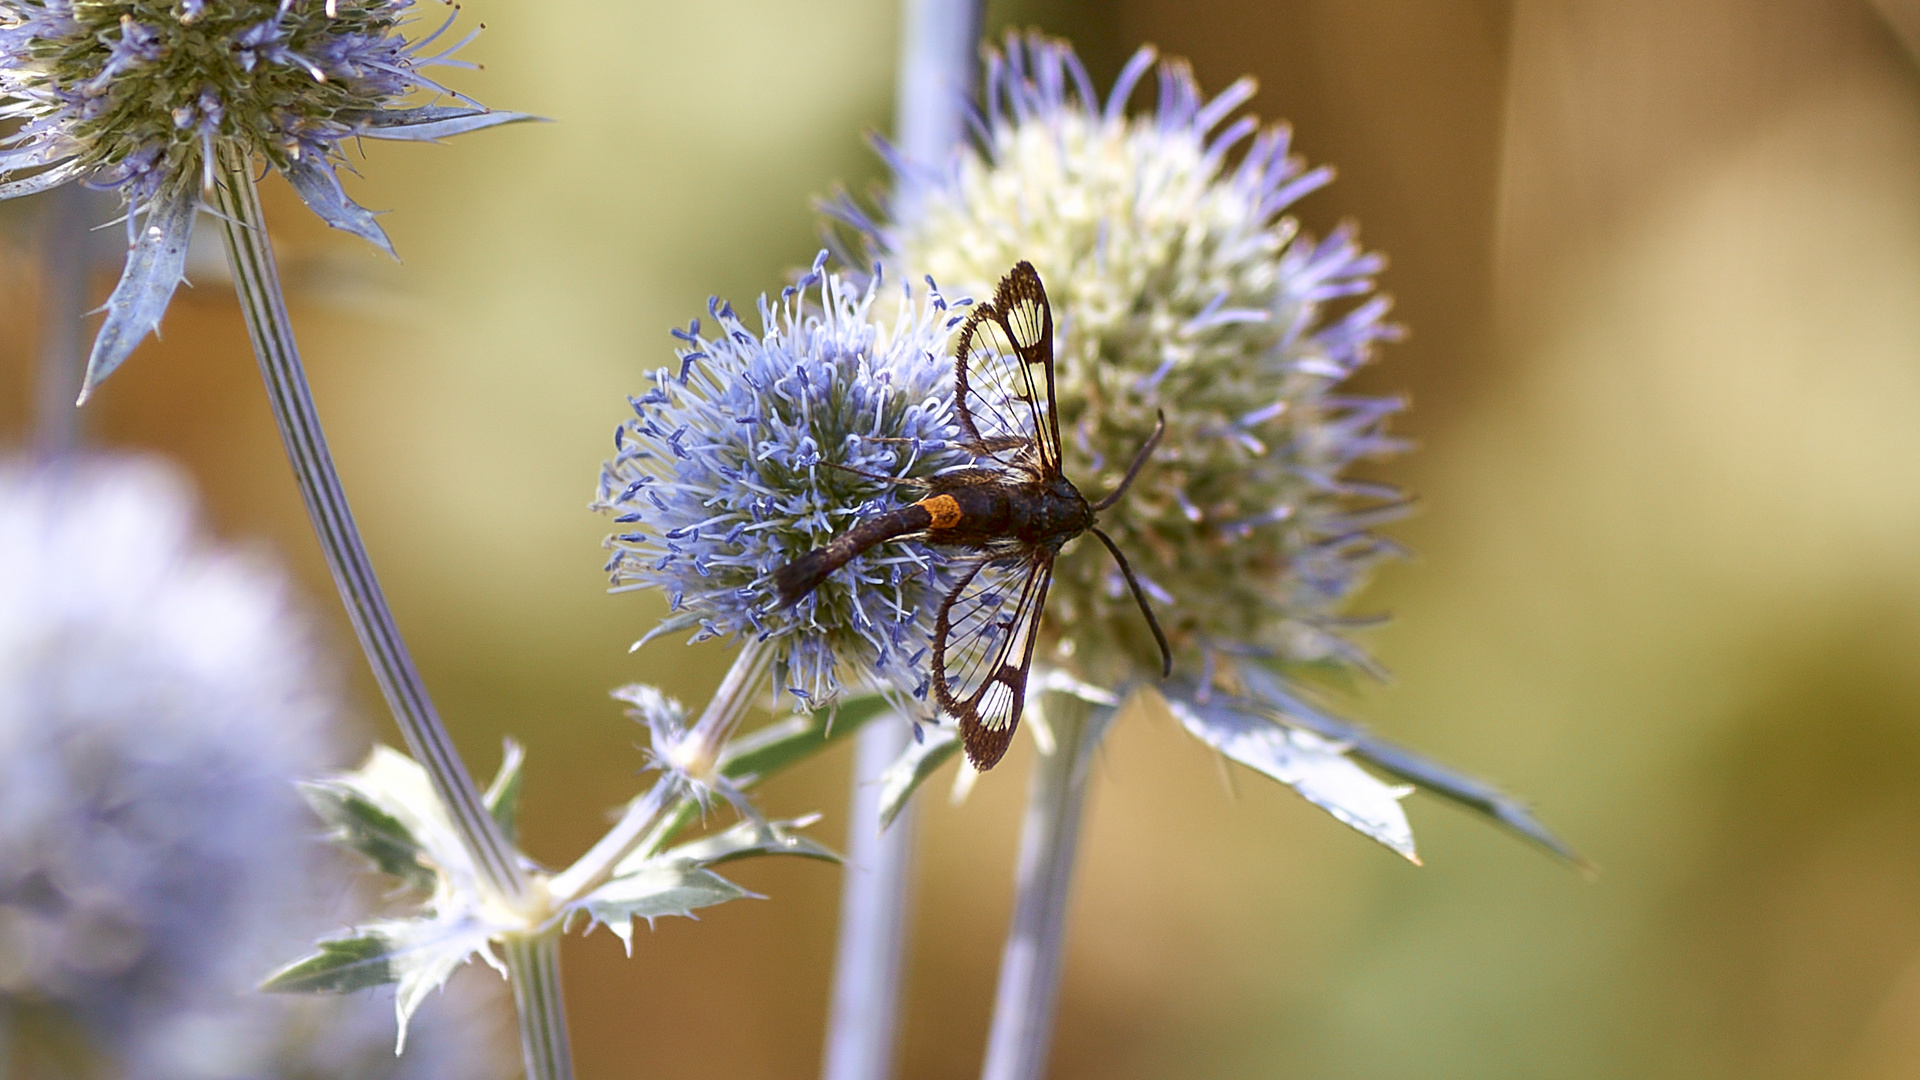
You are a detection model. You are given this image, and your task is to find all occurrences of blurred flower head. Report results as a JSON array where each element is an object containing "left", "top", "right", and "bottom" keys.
[
  {"left": 0, "top": 455, "right": 508, "bottom": 1077},
  {"left": 596, "top": 255, "right": 971, "bottom": 709},
  {"left": 0, "top": 0, "right": 530, "bottom": 394},
  {"left": 834, "top": 33, "right": 1409, "bottom": 693}
]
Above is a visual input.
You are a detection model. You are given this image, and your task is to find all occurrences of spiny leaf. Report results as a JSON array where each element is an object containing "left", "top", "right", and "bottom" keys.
[
  {"left": 1163, "top": 686, "right": 1418, "bottom": 862},
  {"left": 1233, "top": 666, "right": 1587, "bottom": 867},
  {"left": 332, "top": 746, "right": 479, "bottom": 890},
  {"left": 484, "top": 738, "right": 526, "bottom": 846},
  {"left": 579, "top": 867, "right": 752, "bottom": 955},
  {"left": 299, "top": 779, "right": 436, "bottom": 891},
  {"left": 656, "top": 815, "right": 839, "bottom": 870},
  {"left": 267, "top": 910, "right": 509, "bottom": 1052},
  {"left": 383, "top": 914, "right": 506, "bottom": 1053},
  {"left": 0, "top": 160, "right": 81, "bottom": 202},
  {"left": 261, "top": 932, "right": 396, "bottom": 994},
  {"left": 280, "top": 154, "right": 394, "bottom": 258},
  {"left": 358, "top": 107, "right": 543, "bottom": 142},
  {"left": 718, "top": 693, "right": 891, "bottom": 783},
  {"left": 79, "top": 183, "right": 196, "bottom": 402}
]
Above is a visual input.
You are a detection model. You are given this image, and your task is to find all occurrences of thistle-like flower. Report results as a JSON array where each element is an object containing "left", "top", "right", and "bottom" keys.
[
  {"left": 594, "top": 255, "right": 971, "bottom": 710},
  {"left": 823, "top": 35, "right": 1577, "bottom": 863},
  {"left": 837, "top": 34, "right": 1405, "bottom": 695},
  {"left": 0, "top": 0, "right": 531, "bottom": 396}
]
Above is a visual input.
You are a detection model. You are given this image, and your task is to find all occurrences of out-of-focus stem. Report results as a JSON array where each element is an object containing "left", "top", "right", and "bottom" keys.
[
  {"left": 503, "top": 934, "right": 573, "bottom": 1080},
  {"left": 821, "top": 715, "right": 917, "bottom": 1080},
  {"left": 980, "top": 694, "right": 1103, "bottom": 1080},
  {"left": 208, "top": 146, "right": 530, "bottom": 907},
  {"left": 889, "top": 0, "right": 984, "bottom": 221},
  {"left": 820, "top": 2, "right": 981, "bottom": 1078},
  {"left": 32, "top": 183, "right": 90, "bottom": 458}
]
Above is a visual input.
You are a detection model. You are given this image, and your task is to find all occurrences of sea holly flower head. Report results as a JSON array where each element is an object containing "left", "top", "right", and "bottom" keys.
[
  {"left": 0, "top": 455, "right": 334, "bottom": 1061},
  {"left": 839, "top": 34, "right": 1580, "bottom": 866},
  {"left": 595, "top": 254, "right": 972, "bottom": 710},
  {"left": 0, "top": 0, "right": 533, "bottom": 397},
  {"left": 839, "top": 33, "right": 1407, "bottom": 695}
]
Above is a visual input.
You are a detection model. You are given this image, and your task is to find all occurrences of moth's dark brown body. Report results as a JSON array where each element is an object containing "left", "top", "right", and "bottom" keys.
[
  {"left": 772, "top": 477, "right": 1093, "bottom": 605},
  {"left": 771, "top": 262, "right": 1169, "bottom": 771}
]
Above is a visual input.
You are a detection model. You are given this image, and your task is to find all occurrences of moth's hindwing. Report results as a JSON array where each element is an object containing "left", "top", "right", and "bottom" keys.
[{"left": 932, "top": 551, "right": 1054, "bottom": 770}]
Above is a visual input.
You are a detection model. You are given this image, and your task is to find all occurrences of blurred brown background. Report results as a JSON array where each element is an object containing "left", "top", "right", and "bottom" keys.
[{"left": 7, "top": 0, "right": 1920, "bottom": 1077}]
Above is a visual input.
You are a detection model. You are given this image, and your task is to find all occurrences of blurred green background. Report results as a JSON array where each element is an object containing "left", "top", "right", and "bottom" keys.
[{"left": 7, "top": 1, "right": 1920, "bottom": 1077}]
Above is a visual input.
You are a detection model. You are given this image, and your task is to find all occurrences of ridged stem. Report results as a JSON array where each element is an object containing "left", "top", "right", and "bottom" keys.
[
  {"left": 503, "top": 934, "right": 574, "bottom": 1080},
  {"left": 887, "top": 0, "right": 984, "bottom": 222},
  {"left": 979, "top": 693, "right": 1104, "bottom": 1080},
  {"left": 818, "top": 3, "right": 981, "bottom": 1078},
  {"left": 208, "top": 149, "right": 531, "bottom": 906},
  {"left": 213, "top": 148, "right": 569, "bottom": 1076},
  {"left": 32, "top": 183, "right": 90, "bottom": 458}
]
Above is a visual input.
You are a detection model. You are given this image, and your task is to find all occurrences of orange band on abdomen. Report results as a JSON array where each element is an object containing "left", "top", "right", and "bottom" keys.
[{"left": 918, "top": 494, "right": 963, "bottom": 529}]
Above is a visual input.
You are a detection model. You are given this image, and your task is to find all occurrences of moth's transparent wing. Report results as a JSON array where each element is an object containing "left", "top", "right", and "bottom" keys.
[
  {"left": 932, "top": 550, "right": 1053, "bottom": 770},
  {"left": 953, "top": 262, "right": 1060, "bottom": 477}
]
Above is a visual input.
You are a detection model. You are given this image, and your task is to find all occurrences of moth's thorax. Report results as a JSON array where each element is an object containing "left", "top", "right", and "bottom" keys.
[{"left": 922, "top": 476, "right": 1091, "bottom": 548}]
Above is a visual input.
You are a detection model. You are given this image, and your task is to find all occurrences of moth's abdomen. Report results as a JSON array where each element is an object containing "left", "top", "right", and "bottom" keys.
[{"left": 772, "top": 503, "right": 935, "bottom": 606}]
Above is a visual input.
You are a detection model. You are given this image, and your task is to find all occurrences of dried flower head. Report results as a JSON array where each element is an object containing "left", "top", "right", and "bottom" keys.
[
  {"left": 595, "top": 255, "right": 971, "bottom": 709},
  {"left": 834, "top": 34, "right": 1407, "bottom": 694},
  {"left": 0, "top": 0, "right": 531, "bottom": 394}
]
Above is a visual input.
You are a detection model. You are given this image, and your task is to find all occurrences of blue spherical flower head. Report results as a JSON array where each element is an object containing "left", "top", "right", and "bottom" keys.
[
  {"left": 833, "top": 34, "right": 1408, "bottom": 694},
  {"left": 0, "top": 0, "right": 534, "bottom": 398},
  {"left": 597, "top": 254, "right": 972, "bottom": 711}
]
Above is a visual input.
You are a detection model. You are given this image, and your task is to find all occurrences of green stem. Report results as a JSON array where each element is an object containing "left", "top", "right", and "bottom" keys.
[
  {"left": 503, "top": 934, "right": 574, "bottom": 1080},
  {"left": 979, "top": 693, "right": 1107, "bottom": 1080},
  {"left": 208, "top": 148, "right": 530, "bottom": 906},
  {"left": 213, "top": 149, "right": 569, "bottom": 1076},
  {"left": 548, "top": 638, "right": 777, "bottom": 904}
]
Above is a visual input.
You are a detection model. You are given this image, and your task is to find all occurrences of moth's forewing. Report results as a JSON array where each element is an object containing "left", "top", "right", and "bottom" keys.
[
  {"left": 954, "top": 262, "right": 1061, "bottom": 479},
  {"left": 932, "top": 551, "right": 1054, "bottom": 769}
]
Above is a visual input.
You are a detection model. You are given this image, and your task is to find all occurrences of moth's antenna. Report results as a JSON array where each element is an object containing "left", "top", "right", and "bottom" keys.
[
  {"left": 1088, "top": 525, "right": 1173, "bottom": 677},
  {"left": 820, "top": 459, "right": 922, "bottom": 488},
  {"left": 1091, "top": 410, "right": 1166, "bottom": 512}
]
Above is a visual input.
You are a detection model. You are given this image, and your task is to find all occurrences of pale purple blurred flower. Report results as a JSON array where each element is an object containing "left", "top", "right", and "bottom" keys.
[{"left": 0, "top": 455, "right": 510, "bottom": 1078}]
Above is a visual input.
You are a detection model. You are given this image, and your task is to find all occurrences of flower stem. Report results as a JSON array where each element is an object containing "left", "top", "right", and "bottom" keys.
[
  {"left": 888, "top": 0, "right": 984, "bottom": 221},
  {"left": 548, "top": 638, "right": 777, "bottom": 904},
  {"left": 503, "top": 933, "right": 573, "bottom": 1080},
  {"left": 32, "top": 183, "right": 91, "bottom": 459},
  {"left": 818, "top": 4, "right": 981, "bottom": 1077},
  {"left": 208, "top": 146, "right": 530, "bottom": 907},
  {"left": 980, "top": 693, "right": 1108, "bottom": 1080},
  {"left": 821, "top": 716, "right": 917, "bottom": 1080}
]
